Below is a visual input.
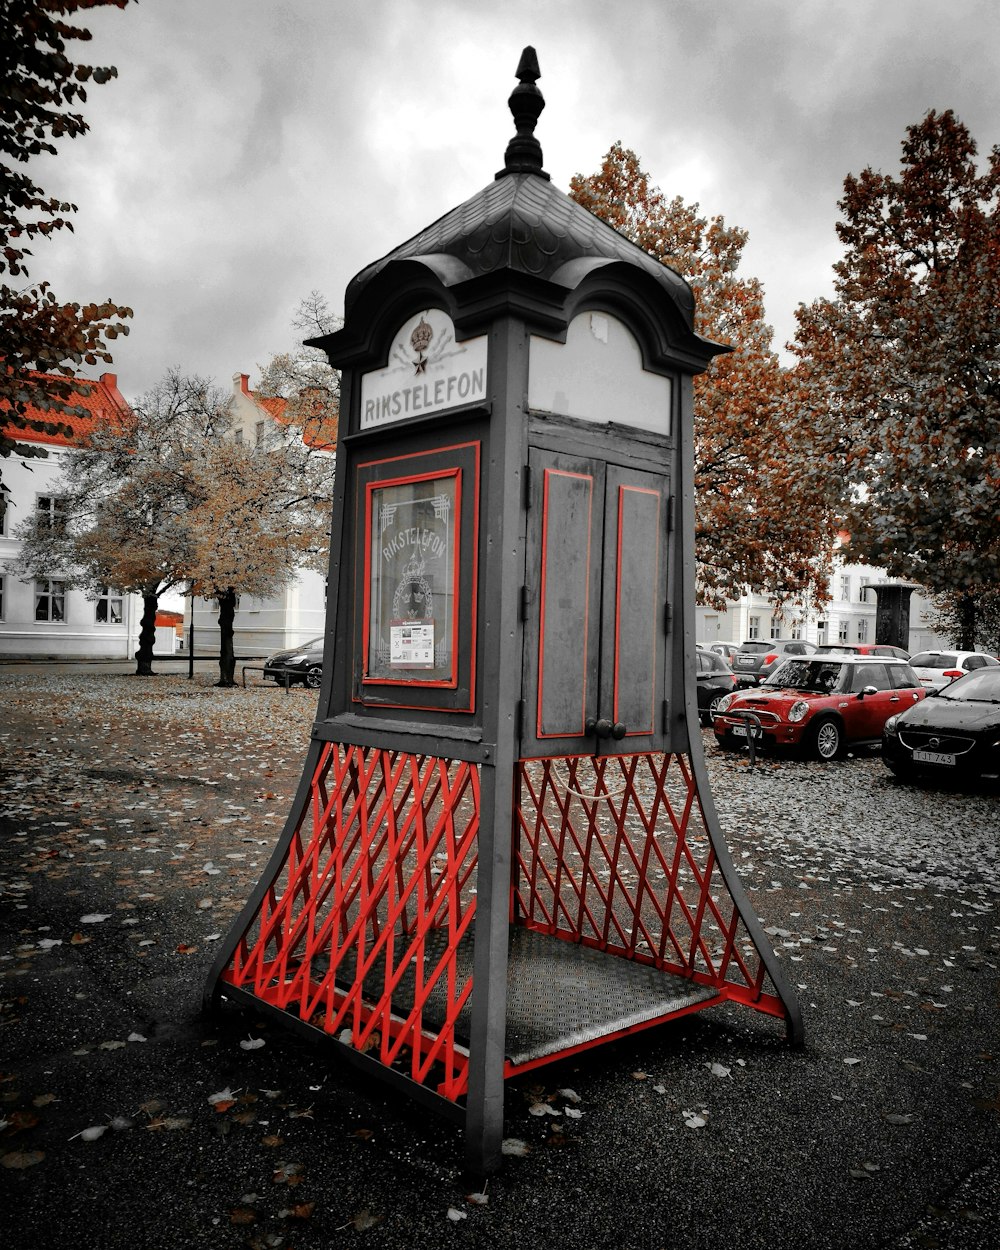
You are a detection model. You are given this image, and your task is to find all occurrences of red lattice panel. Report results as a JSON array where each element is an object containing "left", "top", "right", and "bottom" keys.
[
  {"left": 221, "top": 744, "right": 479, "bottom": 1101},
  {"left": 513, "top": 753, "right": 776, "bottom": 1010}
]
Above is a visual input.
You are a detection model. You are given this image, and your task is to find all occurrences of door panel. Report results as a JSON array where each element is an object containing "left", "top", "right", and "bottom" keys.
[{"left": 521, "top": 448, "right": 668, "bottom": 758}]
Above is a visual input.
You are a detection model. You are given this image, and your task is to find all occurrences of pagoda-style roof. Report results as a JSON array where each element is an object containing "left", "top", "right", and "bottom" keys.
[{"left": 341, "top": 47, "right": 695, "bottom": 326}]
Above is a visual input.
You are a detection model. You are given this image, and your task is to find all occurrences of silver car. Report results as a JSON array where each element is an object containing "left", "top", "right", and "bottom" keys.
[{"left": 730, "top": 639, "right": 818, "bottom": 687}]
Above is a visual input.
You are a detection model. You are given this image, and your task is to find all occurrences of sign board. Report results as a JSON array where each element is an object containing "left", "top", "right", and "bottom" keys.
[{"left": 360, "top": 309, "right": 488, "bottom": 429}]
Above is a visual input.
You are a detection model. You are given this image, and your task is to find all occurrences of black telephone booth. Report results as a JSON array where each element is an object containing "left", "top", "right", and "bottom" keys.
[{"left": 206, "top": 49, "right": 802, "bottom": 1177}]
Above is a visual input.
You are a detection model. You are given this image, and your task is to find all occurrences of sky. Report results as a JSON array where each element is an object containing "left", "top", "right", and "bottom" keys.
[{"left": 27, "top": 0, "right": 1000, "bottom": 401}]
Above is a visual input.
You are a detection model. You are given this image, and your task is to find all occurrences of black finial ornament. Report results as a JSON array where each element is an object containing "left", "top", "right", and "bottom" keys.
[{"left": 497, "top": 46, "right": 549, "bottom": 181}]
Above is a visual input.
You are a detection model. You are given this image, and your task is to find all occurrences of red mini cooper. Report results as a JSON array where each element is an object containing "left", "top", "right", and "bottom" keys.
[{"left": 712, "top": 655, "right": 926, "bottom": 760}]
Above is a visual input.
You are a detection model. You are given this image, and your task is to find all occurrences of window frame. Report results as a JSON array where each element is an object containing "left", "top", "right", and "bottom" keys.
[{"left": 34, "top": 577, "right": 67, "bottom": 623}]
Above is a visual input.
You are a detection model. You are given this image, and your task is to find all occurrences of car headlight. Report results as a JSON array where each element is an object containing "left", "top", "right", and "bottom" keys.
[
  {"left": 715, "top": 694, "right": 735, "bottom": 714},
  {"left": 884, "top": 715, "right": 900, "bottom": 735},
  {"left": 284, "top": 653, "right": 308, "bottom": 664},
  {"left": 787, "top": 700, "right": 809, "bottom": 723}
]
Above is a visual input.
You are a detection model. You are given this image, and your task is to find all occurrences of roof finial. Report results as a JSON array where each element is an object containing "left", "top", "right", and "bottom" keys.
[{"left": 497, "top": 46, "right": 549, "bottom": 181}]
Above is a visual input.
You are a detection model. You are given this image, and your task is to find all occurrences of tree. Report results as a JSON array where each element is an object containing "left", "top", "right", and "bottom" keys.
[
  {"left": 570, "top": 143, "right": 843, "bottom": 611},
  {"left": 791, "top": 110, "right": 1000, "bottom": 647},
  {"left": 7, "top": 368, "right": 334, "bottom": 682},
  {"left": 1, "top": 1, "right": 133, "bottom": 493}
]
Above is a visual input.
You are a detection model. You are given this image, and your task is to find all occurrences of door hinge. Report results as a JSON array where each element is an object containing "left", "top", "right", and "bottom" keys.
[
  {"left": 664, "top": 602, "right": 672, "bottom": 634},
  {"left": 516, "top": 698, "right": 525, "bottom": 739},
  {"left": 662, "top": 699, "right": 670, "bottom": 733},
  {"left": 666, "top": 497, "right": 675, "bottom": 532},
  {"left": 519, "top": 584, "right": 530, "bottom": 622},
  {"left": 522, "top": 463, "right": 532, "bottom": 510}
]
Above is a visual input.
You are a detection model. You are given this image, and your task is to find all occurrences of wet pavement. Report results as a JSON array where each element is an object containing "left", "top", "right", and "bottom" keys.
[{"left": 1, "top": 668, "right": 998, "bottom": 1250}]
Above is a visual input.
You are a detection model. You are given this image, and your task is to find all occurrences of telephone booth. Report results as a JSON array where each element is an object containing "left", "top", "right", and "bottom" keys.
[{"left": 206, "top": 49, "right": 802, "bottom": 1177}]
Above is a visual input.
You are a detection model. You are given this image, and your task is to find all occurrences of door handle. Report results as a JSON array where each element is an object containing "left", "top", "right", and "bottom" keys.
[{"left": 586, "top": 717, "right": 628, "bottom": 739}]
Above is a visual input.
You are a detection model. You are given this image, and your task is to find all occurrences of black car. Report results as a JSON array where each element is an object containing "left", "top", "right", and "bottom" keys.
[
  {"left": 695, "top": 646, "right": 738, "bottom": 726},
  {"left": 882, "top": 667, "right": 1000, "bottom": 785},
  {"left": 262, "top": 636, "right": 326, "bottom": 687}
]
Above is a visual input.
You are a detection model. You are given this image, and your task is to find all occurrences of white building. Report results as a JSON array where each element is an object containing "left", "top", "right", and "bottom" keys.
[
  {"left": 0, "top": 372, "right": 148, "bottom": 660},
  {"left": 697, "top": 556, "right": 949, "bottom": 654}
]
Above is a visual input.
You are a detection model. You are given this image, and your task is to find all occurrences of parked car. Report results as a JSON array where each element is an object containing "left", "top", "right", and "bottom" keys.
[
  {"left": 882, "top": 667, "right": 1000, "bottom": 785},
  {"left": 816, "top": 643, "right": 911, "bottom": 660},
  {"left": 712, "top": 655, "right": 925, "bottom": 760},
  {"left": 706, "top": 642, "right": 740, "bottom": 663},
  {"left": 907, "top": 649, "right": 1000, "bottom": 692},
  {"left": 694, "top": 646, "right": 738, "bottom": 726},
  {"left": 729, "top": 639, "right": 818, "bottom": 687},
  {"left": 262, "top": 636, "right": 326, "bottom": 687}
]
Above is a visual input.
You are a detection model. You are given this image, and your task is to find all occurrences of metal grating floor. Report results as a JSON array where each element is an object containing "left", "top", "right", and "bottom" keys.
[{"left": 357, "top": 924, "right": 719, "bottom": 1067}]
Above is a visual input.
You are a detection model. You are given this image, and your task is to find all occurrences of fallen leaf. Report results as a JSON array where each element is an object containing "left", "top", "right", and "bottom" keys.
[
  {"left": 1, "top": 1150, "right": 44, "bottom": 1169},
  {"left": 350, "top": 1209, "right": 382, "bottom": 1231},
  {"left": 501, "top": 1138, "right": 530, "bottom": 1157},
  {"left": 32, "top": 1094, "right": 57, "bottom": 1108},
  {"left": 260, "top": 1134, "right": 284, "bottom": 1148},
  {"left": 73, "top": 1125, "right": 108, "bottom": 1142},
  {"left": 280, "top": 1202, "right": 314, "bottom": 1220},
  {"left": 467, "top": 1191, "right": 489, "bottom": 1206},
  {"left": 240, "top": 1037, "right": 266, "bottom": 1051},
  {"left": 446, "top": 1208, "right": 468, "bottom": 1222},
  {"left": 80, "top": 914, "right": 111, "bottom": 924},
  {"left": 883, "top": 1112, "right": 916, "bottom": 1125},
  {"left": 208, "top": 1087, "right": 238, "bottom": 1106},
  {"left": 229, "top": 1207, "right": 257, "bottom": 1226}
]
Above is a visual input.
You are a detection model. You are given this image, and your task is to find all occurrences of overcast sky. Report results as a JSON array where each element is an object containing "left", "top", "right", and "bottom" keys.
[{"left": 30, "top": 0, "right": 1000, "bottom": 400}]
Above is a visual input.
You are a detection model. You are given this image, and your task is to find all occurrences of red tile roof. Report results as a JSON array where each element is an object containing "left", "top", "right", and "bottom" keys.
[
  {"left": 235, "top": 371, "right": 338, "bottom": 450},
  {"left": 5, "top": 371, "right": 130, "bottom": 449}
]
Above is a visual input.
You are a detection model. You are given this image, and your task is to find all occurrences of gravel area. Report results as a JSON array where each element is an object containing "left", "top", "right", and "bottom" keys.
[{"left": 1, "top": 671, "right": 998, "bottom": 1250}]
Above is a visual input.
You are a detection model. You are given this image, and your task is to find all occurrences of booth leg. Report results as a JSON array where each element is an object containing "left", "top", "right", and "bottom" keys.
[{"left": 463, "top": 761, "right": 512, "bottom": 1178}]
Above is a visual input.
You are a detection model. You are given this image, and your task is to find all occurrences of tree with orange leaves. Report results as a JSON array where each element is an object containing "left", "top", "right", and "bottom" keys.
[
  {"left": 791, "top": 110, "right": 1000, "bottom": 649},
  {"left": 570, "top": 143, "right": 842, "bottom": 611},
  {"left": 1, "top": 1, "right": 133, "bottom": 496}
]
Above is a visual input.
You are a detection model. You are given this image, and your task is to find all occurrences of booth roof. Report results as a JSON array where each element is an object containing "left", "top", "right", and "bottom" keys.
[{"left": 341, "top": 48, "right": 695, "bottom": 325}]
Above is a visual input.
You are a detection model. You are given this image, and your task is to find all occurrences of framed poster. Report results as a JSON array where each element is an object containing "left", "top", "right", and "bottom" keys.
[{"left": 354, "top": 440, "right": 480, "bottom": 712}]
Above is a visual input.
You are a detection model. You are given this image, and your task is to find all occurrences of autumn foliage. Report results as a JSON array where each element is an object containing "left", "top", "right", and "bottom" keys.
[
  {"left": 570, "top": 144, "right": 841, "bottom": 610},
  {"left": 1, "top": 1, "right": 133, "bottom": 482},
  {"left": 792, "top": 110, "right": 1000, "bottom": 645}
]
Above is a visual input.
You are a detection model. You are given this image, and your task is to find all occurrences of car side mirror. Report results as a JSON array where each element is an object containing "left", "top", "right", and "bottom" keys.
[{"left": 857, "top": 685, "right": 879, "bottom": 699}]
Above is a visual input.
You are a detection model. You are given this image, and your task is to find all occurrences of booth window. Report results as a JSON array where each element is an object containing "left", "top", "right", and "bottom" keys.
[{"left": 353, "top": 439, "right": 480, "bottom": 713}]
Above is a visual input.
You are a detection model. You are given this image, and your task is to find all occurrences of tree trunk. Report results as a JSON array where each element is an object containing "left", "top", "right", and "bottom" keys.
[
  {"left": 135, "top": 591, "right": 159, "bottom": 676},
  {"left": 216, "top": 589, "right": 237, "bottom": 687},
  {"left": 958, "top": 591, "right": 977, "bottom": 651}
]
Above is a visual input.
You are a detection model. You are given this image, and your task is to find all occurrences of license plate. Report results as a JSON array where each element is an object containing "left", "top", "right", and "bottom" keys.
[
  {"left": 914, "top": 748, "right": 955, "bottom": 765},
  {"left": 732, "top": 725, "right": 761, "bottom": 739},
  {"left": 736, "top": 658, "right": 755, "bottom": 668}
]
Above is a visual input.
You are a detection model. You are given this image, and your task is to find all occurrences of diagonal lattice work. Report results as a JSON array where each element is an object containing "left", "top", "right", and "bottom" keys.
[
  {"left": 220, "top": 743, "right": 480, "bottom": 1102},
  {"left": 513, "top": 753, "right": 781, "bottom": 1014}
]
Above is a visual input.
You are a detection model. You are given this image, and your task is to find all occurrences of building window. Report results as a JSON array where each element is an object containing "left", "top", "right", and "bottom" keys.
[
  {"left": 769, "top": 620, "right": 780, "bottom": 640},
  {"left": 839, "top": 574, "right": 851, "bottom": 602},
  {"left": 255, "top": 420, "right": 266, "bottom": 445},
  {"left": 95, "top": 586, "right": 123, "bottom": 625},
  {"left": 858, "top": 577, "right": 871, "bottom": 603},
  {"left": 0, "top": 574, "right": 5, "bottom": 619},
  {"left": 0, "top": 488, "right": 10, "bottom": 536},
  {"left": 748, "top": 616, "right": 761, "bottom": 640},
  {"left": 234, "top": 428, "right": 244, "bottom": 444},
  {"left": 857, "top": 618, "right": 869, "bottom": 642},
  {"left": 837, "top": 620, "right": 849, "bottom": 643},
  {"left": 35, "top": 578, "right": 66, "bottom": 622},
  {"left": 790, "top": 622, "right": 803, "bottom": 640},
  {"left": 817, "top": 619, "right": 828, "bottom": 643},
  {"left": 36, "top": 494, "right": 67, "bottom": 531}
]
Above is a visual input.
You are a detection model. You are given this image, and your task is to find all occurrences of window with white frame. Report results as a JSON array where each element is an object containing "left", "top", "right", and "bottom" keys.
[
  {"left": 234, "top": 428, "right": 244, "bottom": 444},
  {"left": 817, "top": 619, "right": 828, "bottom": 643},
  {"left": 839, "top": 574, "right": 851, "bottom": 601},
  {"left": 0, "top": 573, "right": 5, "bottom": 619},
  {"left": 36, "top": 494, "right": 68, "bottom": 531},
  {"left": 857, "top": 618, "right": 869, "bottom": 642},
  {"left": 35, "top": 578, "right": 66, "bottom": 622},
  {"left": 770, "top": 620, "right": 780, "bottom": 639},
  {"left": 858, "top": 577, "right": 871, "bottom": 603},
  {"left": 790, "top": 622, "right": 803, "bottom": 640},
  {"left": 748, "top": 615, "right": 761, "bottom": 640},
  {"left": 837, "top": 620, "right": 849, "bottom": 643},
  {"left": 0, "top": 488, "right": 10, "bottom": 536},
  {"left": 255, "top": 420, "right": 266, "bottom": 445},
  {"left": 95, "top": 586, "right": 123, "bottom": 625}
]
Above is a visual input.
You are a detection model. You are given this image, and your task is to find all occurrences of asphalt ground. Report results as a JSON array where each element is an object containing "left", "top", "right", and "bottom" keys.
[{"left": 1, "top": 668, "right": 998, "bottom": 1250}]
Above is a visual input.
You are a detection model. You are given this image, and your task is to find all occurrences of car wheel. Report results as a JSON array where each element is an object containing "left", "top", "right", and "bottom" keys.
[
  {"left": 809, "top": 716, "right": 843, "bottom": 761},
  {"left": 708, "top": 694, "right": 726, "bottom": 721},
  {"left": 305, "top": 665, "right": 323, "bottom": 689}
]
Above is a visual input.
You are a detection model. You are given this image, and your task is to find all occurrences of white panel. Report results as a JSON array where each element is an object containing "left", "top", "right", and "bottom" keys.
[{"left": 528, "top": 312, "right": 672, "bottom": 435}]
